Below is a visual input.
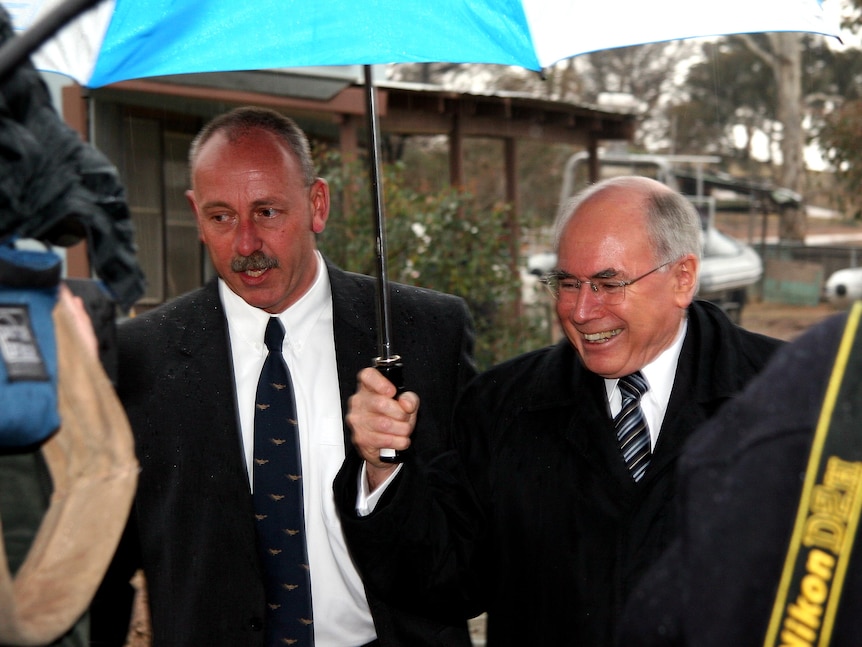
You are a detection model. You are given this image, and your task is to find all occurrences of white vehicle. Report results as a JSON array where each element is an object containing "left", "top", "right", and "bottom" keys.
[
  {"left": 554, "top": 152, "right": 764, "bottom": 322},
  {"left": 823, "top": 267, "right": 862, "bottom": 309}
]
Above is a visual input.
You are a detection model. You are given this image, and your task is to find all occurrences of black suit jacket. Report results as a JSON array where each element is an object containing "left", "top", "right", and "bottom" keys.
[
  {"left": 334, "top": 299, "right": 783, "bottom": 646},
  {"left": 618, "top": 309, "right": 862, "bottom": 647},
  {"left": 96, "top": 262, "right": 476, "bottom": 647}
]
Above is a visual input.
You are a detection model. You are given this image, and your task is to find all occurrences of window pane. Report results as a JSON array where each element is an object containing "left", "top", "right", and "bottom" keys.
[{"left": 124, "top": 117, "right": 163, "bottom": 304}]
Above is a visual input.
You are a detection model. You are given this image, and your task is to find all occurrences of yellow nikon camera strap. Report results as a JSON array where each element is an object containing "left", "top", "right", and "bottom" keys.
[{"left": 764, "top": 301, "right": 862, "bottom": 647}]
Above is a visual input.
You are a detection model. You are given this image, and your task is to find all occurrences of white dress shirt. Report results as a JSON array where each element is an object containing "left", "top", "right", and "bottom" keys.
[
  {"left": 221, "top": 251, "right": 376, "bottom": 647},
  {"left": 604, "top": 316, "right": 688, "bottom": 451}
]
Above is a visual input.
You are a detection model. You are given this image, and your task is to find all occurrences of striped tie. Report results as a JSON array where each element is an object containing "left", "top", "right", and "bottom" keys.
[
  {"left": 614, "top": 372, "right": 651, "bottom": 482},
  {"left": 253, "top": 317, "right": 314, "bottom": 646}
]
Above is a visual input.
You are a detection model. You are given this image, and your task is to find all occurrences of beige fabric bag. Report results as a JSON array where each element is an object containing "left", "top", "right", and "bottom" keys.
[{"left": 0, "top": 295, "right": 139, "bottom": 645}]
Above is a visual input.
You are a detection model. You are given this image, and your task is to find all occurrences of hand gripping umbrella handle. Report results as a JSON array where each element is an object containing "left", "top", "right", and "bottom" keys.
[{"left": 373, "top": 355, "right": 405, "bottom": 463}]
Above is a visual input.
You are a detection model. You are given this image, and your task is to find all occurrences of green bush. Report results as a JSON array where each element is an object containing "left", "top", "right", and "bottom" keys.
[{"left": 316, "top": 150, "right": 549, "bottom": 370}]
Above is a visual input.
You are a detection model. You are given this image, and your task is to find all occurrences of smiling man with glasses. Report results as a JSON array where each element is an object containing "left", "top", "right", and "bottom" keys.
[{"left": 335, "top": 175, "right": 784, "bottom": 646}]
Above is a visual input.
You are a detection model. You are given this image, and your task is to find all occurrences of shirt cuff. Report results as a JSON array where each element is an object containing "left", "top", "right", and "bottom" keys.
[{"left": 356, "top": 462, "right": 403, "bottom": 517}]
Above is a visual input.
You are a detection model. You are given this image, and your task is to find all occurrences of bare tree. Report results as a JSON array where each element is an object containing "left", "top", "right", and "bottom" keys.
[
  {"left": 739, "top": 32, "right": 807, "bottom": 241},
  {"left": 571, "top": 42, "right": 695, "bottom": 150}
]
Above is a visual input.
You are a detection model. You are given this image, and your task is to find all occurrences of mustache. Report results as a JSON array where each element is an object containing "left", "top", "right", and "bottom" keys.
[{"left": 231, "top": 252, "right": 279, "bottom": 273}]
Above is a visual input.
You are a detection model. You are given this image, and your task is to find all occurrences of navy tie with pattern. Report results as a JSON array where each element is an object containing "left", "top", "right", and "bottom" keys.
[
  {"left": 614, "top": 372, "right": 651, "bottom": 482},
  {"left": 253, "top": 317, "right": 314, "bottom": 646}
]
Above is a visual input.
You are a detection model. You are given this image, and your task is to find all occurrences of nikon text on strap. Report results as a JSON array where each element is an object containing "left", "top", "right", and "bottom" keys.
[{"left": 764, "top": 301, "right": 862, "bottom": 647}]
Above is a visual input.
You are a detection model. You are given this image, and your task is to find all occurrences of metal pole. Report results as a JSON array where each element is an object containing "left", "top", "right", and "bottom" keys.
[
  {"left": 363, "top": 64, "right": 404, "bottom": 463},
  {"left": 363, "top": 64, "right": 396, "bottom": 362}
]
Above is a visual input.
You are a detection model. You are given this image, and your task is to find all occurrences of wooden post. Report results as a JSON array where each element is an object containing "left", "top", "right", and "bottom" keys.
[
  {"left": 60, "top": 84, "right": 91, "bottom": 279},
  {"left": 449, "top": 113, "right": 463, "bottom": 189}
]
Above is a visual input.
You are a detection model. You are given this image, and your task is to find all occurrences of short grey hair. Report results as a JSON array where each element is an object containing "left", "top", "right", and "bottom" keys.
[
  {"left": 188, "top": 106, "right": 317, "bottom": 186},
  {"left": 553, "top": 176, "right": 703, "bottom": 264}
]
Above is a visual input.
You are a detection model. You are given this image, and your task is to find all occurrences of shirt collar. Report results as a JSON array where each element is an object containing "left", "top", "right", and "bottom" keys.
[
  {"left": 604, "top": 315, "right": 688, "bottom": 402},
  {"left": 219, "top": 251, "right": 331, "bottom": 355}
]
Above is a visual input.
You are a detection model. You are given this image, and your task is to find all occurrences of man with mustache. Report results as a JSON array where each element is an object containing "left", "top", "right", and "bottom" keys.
[
  {"left": 334, "top": 175, "right": 782, "bottom": 646},
  {"left": 93, "top": 107, "right": 476, "bottom": 647}
]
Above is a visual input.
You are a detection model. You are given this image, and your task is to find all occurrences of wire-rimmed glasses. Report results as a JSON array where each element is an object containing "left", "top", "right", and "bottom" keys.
[{"left": 540, "top": 260, "right": 673, "bottom": 305}]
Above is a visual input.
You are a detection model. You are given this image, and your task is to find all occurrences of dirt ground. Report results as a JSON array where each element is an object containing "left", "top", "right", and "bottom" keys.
[
  {"left": 714, "top": 209, "right": 856, "bottom": 340},
  {"left": 125, "top": 572, "right": 150, "bottom": 647},
  {"left": 739, "top": 297, "right": 842, "bottom": 341}
]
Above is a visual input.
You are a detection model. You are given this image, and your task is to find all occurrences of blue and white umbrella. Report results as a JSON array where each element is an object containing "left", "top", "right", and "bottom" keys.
[
  {"left": 0, "top": 0, "right": 841, "bottom": 395},
  {"left": 3, "top": 0, "right": 840, "bottom": 87}
]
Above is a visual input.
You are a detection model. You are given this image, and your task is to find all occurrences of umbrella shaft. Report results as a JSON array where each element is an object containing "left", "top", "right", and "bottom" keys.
[{"left": 364, "top": 64, "right": 394, "bottom": 361}]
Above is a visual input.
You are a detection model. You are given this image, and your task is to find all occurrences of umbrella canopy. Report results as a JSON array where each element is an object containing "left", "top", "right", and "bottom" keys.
[
  {"left": 5, "top": 0, "right": 840, "bottom": 88},
  {"left": 1, "top": 0, "right": 841, "bottom": 350},
  {"left": 2, "top": 0, "right": 840, "bottom": 460}
]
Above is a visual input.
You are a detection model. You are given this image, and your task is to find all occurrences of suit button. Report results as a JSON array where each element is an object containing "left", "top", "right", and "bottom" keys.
[{"left": 248, "top": 616, "right": 263, "bottom": 631}]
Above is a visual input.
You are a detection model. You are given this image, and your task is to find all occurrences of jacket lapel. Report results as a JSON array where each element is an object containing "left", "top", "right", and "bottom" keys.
[
  {"left": 327, "top": 263, "right": 380, "bottom": 450},
  {"left": 174, "top": 280, "right": 250, "bottom": 489},
  {"left": 519, "top": 341, "right": 632, "bottom": 485},
  {"left": 649, "top": 301, "right": 753, "bottom": 479}
]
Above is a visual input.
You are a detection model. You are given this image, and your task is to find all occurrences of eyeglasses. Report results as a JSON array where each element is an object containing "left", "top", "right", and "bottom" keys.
[{"left": 540, "top": 261, "right": 673, "bottom": 305}]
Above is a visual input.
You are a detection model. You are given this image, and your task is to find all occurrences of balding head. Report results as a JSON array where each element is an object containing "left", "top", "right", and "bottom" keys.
[{"left": 553, "top": 176, "right": 702, "bottom": 265}]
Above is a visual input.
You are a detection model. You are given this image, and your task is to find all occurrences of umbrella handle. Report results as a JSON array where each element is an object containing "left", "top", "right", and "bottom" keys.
[{"left": 373, "top": 355, "right": 405, "bottom": 463}]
